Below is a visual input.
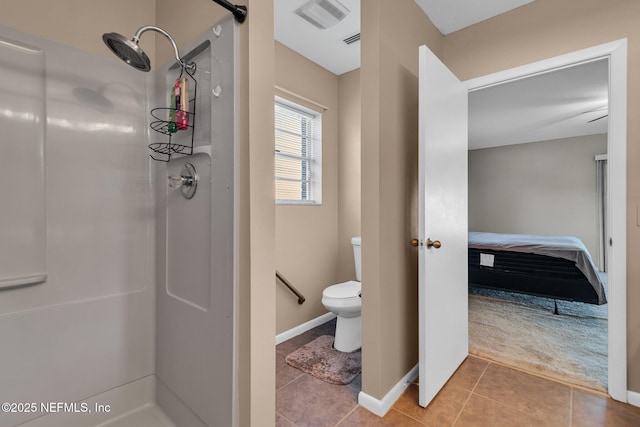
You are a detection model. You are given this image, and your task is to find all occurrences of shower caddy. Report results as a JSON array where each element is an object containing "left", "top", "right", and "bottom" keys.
[
  {"left": 148, "top": 64, "right": 198, "bottom": 162},
  {"left": 147, "top": 0, "right": 247, "bottom": 162}
]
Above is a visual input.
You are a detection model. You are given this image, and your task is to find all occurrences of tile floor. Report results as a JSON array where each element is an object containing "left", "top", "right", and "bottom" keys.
[{"left": 276, "top": 319, "right": 640, "bottom": 427}]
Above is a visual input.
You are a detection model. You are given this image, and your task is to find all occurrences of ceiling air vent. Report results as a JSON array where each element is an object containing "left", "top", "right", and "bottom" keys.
[
  {"left": 295, "top": 0, "right": 350, "bottom": 30},
  {"left": 342, "top": 32, "right": 360, "bottom": 45}
]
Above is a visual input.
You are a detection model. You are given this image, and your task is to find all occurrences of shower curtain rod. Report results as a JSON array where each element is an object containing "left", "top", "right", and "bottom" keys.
[{"left": 212, "top": 0, "right": 247, "bottom": 23}]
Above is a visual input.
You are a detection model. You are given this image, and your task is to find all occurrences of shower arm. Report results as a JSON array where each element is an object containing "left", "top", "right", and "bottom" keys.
[
  {"left": 211, "top": 0, "right": 247, "bottom": 23},
  {"left": 132, "top": 26, "right": 195, "bottom": 73}
]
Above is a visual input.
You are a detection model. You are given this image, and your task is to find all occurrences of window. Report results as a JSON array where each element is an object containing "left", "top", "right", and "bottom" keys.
[{"left": 274, "top": 96, "right": 322, "bottom": 204}]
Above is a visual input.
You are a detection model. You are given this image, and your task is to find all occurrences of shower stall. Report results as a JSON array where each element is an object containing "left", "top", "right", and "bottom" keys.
[{"left": 0, "top": 13, "right": 238, "bottom": 427}]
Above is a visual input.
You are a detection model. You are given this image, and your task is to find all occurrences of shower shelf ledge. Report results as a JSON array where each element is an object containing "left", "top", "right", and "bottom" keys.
[
  {"left": 149, "top": 144, "right": 211, "bottom": 161},
  {"left": 192, "top": 145, "right": 211, "bottom": 157}
]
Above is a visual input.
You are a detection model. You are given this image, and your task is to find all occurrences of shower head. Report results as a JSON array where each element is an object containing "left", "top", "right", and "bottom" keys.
[
  {"left": 102, "top": 32, "right": 151, "bottom": 72},
  {"left": 102, "top": 26, "right": 193, "bottom": 73}
]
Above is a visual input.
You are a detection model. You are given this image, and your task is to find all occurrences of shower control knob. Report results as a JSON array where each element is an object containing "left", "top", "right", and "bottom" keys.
[
  {"left": 167, "top": 163, "right": 198, "bottom": 199},
  {"left": 168, "top": 175, "right": 185, "bottom": 189}
]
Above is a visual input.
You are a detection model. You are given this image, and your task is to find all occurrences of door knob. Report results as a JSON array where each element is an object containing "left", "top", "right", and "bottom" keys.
[
  {"left": 426, "top": 238, "right": 441, "bottom": 249},
  {"left": 410, "top": 239, "right": 420, "bottom": 247}
]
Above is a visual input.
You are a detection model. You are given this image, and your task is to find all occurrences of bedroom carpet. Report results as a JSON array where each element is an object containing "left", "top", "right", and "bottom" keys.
[
  {"left": 468, "top": 293, "right": 607, "bottom": 392},
  {"left": 285, "top": 335, "right": 361, "bottom": 385}
]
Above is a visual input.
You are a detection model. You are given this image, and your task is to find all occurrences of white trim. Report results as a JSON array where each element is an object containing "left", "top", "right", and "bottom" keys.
[
  {"left": 275, "top": 199, "right": 321, "bottom": 206},
  {"left": 464, "top": 38, "right": 628, "bottom": 402},
  {"left": 464, "top": 40, "right": 627, "bottom": 92},
  {"left": 358, "top": 364, "right": 419, "bottom": 417},
  {"left": 275, "top": 312, "right": 336, "bottom": 345},
  {"left": 605, "top": 38, "right": 628, "bottom": 403},
  {"left": 628, "top": 391, "right": 640, "bottom": 408}
]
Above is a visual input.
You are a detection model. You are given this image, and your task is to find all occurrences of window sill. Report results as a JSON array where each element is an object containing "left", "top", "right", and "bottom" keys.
[{"left": 276, "top": 200, "right": 322, "bottom": 206}]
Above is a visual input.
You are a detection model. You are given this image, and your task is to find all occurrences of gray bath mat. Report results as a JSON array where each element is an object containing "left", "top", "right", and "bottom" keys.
[{"left": 285, "top": 335, "right": 361, "bottom": 385}]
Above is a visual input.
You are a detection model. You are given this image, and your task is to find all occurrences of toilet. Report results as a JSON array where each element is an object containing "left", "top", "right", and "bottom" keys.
[{"left": 322, "top": 237, "right": 362, "bottom": 352}]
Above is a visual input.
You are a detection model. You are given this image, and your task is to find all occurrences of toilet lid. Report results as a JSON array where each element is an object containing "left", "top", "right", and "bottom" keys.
[{"left": 323, "top": 281, "right": 361, "bottom": 299}]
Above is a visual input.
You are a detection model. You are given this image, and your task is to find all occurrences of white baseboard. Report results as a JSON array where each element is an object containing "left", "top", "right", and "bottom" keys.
[
  {"left": 358, "top": 364, "right": 419, "bottom": 417},
  {"left": 275, "top": 312, "right": 336, "bottom": 345},
  {"left": 628, "top": 390, "right": 640, "bottom": 408}
]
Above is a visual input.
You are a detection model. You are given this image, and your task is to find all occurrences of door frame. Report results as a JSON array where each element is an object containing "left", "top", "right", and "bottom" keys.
[{"left": 464, "top": 39, "right": 628, "bottom": 402}]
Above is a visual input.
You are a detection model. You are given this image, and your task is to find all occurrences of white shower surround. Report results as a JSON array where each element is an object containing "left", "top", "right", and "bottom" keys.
[
  {"left": 154, "top": 15, "right": 238, "bottom": 427},
  {"left": 0, "top": 23, "right": 155, "bottom": 427},
  {"left": 0, "top": 16, "right": 239, "bottom": 427}
]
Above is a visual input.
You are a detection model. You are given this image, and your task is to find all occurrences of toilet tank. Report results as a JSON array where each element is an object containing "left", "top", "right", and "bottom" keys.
[{"left": 351, "top": 237, "right": 362, "bottom": 281}]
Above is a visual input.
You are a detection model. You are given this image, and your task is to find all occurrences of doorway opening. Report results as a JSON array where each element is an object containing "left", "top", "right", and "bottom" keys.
[
  {"left": 467, "top": 58, "right": 609, "bottom": 391},
  {"left": 464, "top": 39, "right": 627, "bottom": 400}
]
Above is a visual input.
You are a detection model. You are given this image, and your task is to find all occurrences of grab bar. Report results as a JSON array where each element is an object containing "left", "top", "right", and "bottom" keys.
[{"left": 276, "top": 270, "right": 305, "bottom": 305}]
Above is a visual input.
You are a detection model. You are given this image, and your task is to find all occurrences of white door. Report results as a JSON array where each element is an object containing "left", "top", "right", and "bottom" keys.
[{"left": 418, "top": 45, "right": 469, "bottom": 407}]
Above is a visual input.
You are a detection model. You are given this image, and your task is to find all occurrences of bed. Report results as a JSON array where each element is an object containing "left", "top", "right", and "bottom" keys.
[{"left": 468, "top": 232, "right": 607, "bottom": 305}]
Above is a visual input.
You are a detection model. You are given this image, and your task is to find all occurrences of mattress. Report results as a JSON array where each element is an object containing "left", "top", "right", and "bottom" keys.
[{"left": 468, "top": 232, "right": 606, "bottom": 305}]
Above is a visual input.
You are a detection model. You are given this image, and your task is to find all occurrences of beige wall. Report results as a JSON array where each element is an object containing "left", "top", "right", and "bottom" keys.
[
  {"left": 361, "top": 0, "right": 443, "bottom": 399},
  {"left": 469, "top": 135, "right": 607, "bottom": 266},
  {"left": 337, "top": 69, "right": 362, "bottom": 281},
  {"left": 442, "top": 0, "right": 640, "bottom": 394},
  {"left": 0, "top": 0, "right": 156, "bottom": 62},
  {"left": 155, "top": 0, "right": 227, "bottom": 65},
  {"left": 274, "top": 42, "right": 339, "bottom": 334},
  {"left": 274, "top": 54, "right": 361, "bottom": 333}
]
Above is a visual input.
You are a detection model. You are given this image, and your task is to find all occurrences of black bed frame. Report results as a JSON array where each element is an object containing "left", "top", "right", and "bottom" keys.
[{"left": 468, "top": 248, "right": 602, "bottom": 305}]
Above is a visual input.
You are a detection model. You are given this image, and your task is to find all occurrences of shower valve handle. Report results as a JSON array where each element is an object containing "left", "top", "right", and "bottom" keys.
[
  {"left": 168, "top": 175, "right": 188, "bottom": 189},
  {"left": 167, "top": 163, "right": 198, "bottom": 199}
]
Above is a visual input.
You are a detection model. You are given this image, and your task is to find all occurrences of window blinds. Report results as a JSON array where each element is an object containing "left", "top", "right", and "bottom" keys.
[{"left": 274, "top": 99, "right": 321, "bottom": 203}]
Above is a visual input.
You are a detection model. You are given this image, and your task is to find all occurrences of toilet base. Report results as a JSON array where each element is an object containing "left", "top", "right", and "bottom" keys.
[{"left": 334, "top": 315, "right": 361, "bottom": 352}]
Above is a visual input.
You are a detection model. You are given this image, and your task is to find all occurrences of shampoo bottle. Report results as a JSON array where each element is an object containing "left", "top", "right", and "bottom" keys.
[
  {"left": 177, "top": 77, "right": 189, "bottom": 130},
  {"left": 168, "top": 85, "right": 177, "bottom": 134}
]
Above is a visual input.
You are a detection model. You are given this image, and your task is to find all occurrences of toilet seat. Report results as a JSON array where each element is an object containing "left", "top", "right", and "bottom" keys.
[{"left": 322, "top": 281, "right": 361, "bottom": 305}]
